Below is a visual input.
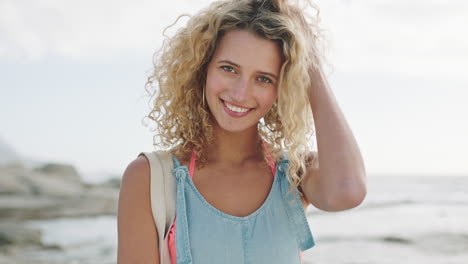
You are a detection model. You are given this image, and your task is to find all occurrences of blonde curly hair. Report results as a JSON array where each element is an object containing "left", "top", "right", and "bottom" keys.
[{"left": 145, "top": 0, "right": 325, "bottom": 196}]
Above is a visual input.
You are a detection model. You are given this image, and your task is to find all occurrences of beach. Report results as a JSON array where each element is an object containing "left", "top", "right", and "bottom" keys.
[{"left": 2, "top": 175, "right": 467, "bottom": 264}]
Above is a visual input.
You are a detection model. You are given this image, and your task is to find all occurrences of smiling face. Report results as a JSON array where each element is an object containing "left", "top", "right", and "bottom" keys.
[{"left": 205, "top": 29, "right": 283, "bottom": 134}]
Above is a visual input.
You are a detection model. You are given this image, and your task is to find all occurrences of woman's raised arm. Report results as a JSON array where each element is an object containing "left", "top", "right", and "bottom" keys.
[{"left": 301, "top": 66, "right": 367, "bottom": 212}]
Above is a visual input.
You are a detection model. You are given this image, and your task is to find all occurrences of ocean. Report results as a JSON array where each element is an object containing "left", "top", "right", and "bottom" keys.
[{"left": 22, "top": 176, "right": 468, "bottom": 264}]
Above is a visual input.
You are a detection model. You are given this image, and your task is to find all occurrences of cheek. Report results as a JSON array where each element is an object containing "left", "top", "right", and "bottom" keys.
[
  {"left": 205, "top": 71, "right": 226, "bottom": 97},
  {"left": 259, "top": 89, "right": 278, "bottom": 109}
]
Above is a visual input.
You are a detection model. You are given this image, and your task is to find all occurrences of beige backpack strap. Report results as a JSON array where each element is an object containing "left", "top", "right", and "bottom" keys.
[
  {"left": 138, "top": 151, "right": 176, "bottom": 264},
  {"left": 155, "top": 151, "right": 177, "bottom": 234}
]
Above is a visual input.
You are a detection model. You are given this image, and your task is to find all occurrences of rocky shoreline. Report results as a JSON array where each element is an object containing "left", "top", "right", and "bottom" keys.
[{"left": 0, "top": 161, "right": 121, "bottom": 264}]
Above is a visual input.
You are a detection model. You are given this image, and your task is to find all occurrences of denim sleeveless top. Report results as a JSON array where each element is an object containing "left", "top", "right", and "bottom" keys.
[{"left": 169, "top": 153, "right": 315, "bottom": 264}]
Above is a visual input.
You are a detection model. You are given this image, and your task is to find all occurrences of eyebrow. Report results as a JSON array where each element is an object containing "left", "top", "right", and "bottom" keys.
[{"left": 217, "top": 60, "right": 278, "bottom": 81}]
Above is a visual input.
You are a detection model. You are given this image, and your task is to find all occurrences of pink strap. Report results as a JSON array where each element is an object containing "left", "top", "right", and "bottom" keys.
[
  {"left": 261, "top": 140, "right": 276, "bottom": 176},
  {"left": 189, "top": 151, "right": 197, "bottom": 179},
  {"left": 168, "top": 220, "right": 176, "bottom": 264}
]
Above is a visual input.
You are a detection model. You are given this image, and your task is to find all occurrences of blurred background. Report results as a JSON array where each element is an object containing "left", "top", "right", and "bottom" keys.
[{"left": 1, "top": 0, "right": 467, "bottom": 263}]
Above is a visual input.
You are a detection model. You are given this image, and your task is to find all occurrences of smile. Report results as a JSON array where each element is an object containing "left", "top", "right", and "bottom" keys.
[
  {"left": 220, "top": 99, "right": 254, "bottom": 117},
  {"left": 224, "top": 101, "right": 250, "bottom": 112}
]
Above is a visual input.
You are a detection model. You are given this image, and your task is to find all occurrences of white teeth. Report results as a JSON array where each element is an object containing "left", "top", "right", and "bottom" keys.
[{"left": 224, "top": 101, "right": 250, "bottom": 113}]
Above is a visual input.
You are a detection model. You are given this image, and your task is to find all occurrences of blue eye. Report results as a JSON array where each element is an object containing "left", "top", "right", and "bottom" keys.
[
  {"left": 258, "top": 76, "right": 272, "bottom": 83},
  {"left": 221, "top": 65, "right": 235, "bottom": 73}
]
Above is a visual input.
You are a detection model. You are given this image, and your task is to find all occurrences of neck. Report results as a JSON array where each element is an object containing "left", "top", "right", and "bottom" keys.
[{"left": 205, "top": 124, "right": 263, "bottom": 165}]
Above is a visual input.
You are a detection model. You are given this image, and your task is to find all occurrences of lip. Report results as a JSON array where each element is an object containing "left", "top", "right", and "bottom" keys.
[{"left": 220, "top": 99, "right": 253, "bottom": 118}]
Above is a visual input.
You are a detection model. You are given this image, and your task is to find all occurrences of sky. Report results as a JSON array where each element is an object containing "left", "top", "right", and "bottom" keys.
[{"left": 1, "top": 0, "right": 467, "bottom": 182}]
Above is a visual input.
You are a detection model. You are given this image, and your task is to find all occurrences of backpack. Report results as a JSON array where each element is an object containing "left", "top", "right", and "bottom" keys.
[{"left": 138, "top": 151, "right": 176, "bottom": 264}]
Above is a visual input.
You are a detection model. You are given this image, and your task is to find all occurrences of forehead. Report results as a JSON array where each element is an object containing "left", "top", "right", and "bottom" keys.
[{"left": 212, "top": 30, "right": 283, "bottom": 73}]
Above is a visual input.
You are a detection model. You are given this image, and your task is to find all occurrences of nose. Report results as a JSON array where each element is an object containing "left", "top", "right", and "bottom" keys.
[{"left": 229, "top": 78, "right": 251, "bottom": 104}]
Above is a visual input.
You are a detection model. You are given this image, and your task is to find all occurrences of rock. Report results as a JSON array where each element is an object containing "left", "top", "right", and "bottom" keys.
[
  {"left": 0, "top": 165, "right": 32, "bottom": 195},
  {"left": 23, "top": 171, "right": 84, "bottom": 197},
  {"left": 0, "top": 185, "right": 119, "bottom": 220},
  {"left": 34, "top": 163, "right": 82, "bottom": 184},
  {"left": 0, "top": 156, "right": 119, "bottom": 220},
  {"left": 0, "top": 220, "right": 64, "bottom": 264},
  {"left": 0, "top": 221, "right": 42, "bottom": 246},
  {"left": 0, "top": 163, "right": 84, "bottom": 197},
  {"left": 98, "top": 177, "right": 121, "bottom": 189},
  {"left": 0, "top": 195, "right": 61, "bottom": 219}
]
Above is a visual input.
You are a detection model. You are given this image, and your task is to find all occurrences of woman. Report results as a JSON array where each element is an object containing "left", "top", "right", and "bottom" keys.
[{"left": 118, "top": 0, "right": 367, "bottom": 263}]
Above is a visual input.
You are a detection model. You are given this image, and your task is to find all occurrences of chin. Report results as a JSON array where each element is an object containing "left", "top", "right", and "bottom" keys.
[{"left": 214, "top": 120, "right": 258, "bottom": 134}]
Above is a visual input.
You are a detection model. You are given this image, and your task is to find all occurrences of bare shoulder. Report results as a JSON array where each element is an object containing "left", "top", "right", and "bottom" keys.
[
  {"left": 117, "top": 155, "right": 160, "bottom": 263},
  {"left": 125, "top": 155, "right": 151, "bottom": 178}
]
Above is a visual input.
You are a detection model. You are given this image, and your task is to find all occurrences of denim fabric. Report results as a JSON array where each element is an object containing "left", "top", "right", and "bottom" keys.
[{"left": 171, "top": 155, "right": 315, "bottom": 264}]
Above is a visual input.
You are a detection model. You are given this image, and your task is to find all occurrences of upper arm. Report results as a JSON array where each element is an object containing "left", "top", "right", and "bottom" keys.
[
  {"left": 299, "top": 151, "right": 326, "bottom": 210},
  {"left": 301, "top": 151, "right": 367, "bottom": 212},
  {"left": 117, "top": 155, "right": 160, "bottom": 264}
]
